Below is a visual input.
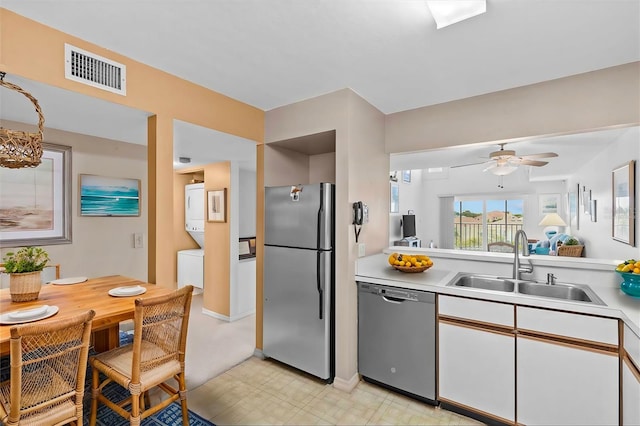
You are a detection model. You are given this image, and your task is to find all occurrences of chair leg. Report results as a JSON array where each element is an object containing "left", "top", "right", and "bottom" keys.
[
  {"left": 178, "top": 373, "right": 189, "bottom": 425},
  {"left": 90, "top": 367, "right": 99, "bottom": 426}
]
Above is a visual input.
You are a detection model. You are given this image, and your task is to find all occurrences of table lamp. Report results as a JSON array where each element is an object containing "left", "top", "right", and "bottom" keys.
[{"left": 538, "top": 213, "right": 567, "bottom": 240}]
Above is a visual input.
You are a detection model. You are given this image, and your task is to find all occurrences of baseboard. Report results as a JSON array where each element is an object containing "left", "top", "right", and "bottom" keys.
[
  {"left": 253, "top": 348, "right": 265, "bottom": 359},
  {"left": 332, "top": 372, "right": 360, "bottom": 393},
  {"left": 201, "top": 308, "right": 230, "bottom": 322},
  {"left": 201, "top": 308, "right": 255, "bottom": 322},
  {"left": 230, "top": 309, "right": 255, "bottom": 322}
]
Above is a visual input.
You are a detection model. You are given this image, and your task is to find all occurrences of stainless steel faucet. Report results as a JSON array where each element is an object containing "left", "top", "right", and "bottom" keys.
[{"left": 513, "top": 229, "right": 533, "bottom": 280}]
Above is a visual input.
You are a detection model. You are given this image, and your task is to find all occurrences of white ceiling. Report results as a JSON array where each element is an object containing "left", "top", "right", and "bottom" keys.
[{"left": 1, "top": 0, "right": 639, "bottom": 172}]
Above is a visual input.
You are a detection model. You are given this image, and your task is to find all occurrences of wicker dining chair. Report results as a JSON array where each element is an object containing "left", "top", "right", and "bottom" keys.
[
  {"left": 0, "top": 310, "right": 96, "bottom": 426},
  {"left": 89, "top": 285, "right": 194, "bottom": 426}
]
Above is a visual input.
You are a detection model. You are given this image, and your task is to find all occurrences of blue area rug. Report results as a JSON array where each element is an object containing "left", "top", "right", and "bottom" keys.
[{"left": 1, "top": 332, "right": 214, "bottom": 425}]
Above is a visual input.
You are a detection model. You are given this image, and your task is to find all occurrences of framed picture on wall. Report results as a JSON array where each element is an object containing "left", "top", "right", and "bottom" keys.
[
  {"left": 0, "top": 143, "right": 72, "bottom": 247},
  {"left": 208, "top": 188, "right": 227, "bottom": 222},
  {"left": 539, "top": 193, "right": 560, "bottom": 215},
  {"left": 390, "top": 183, "right": 399, "bottom": 213},
  {"left": 612, "top": 160, "right": 635, "bottom": 246},
  {"left": 402, "top": 170, "right": 411, "bottom": 183},
  {"left": 80, "top": 174, "right": 141, "bottom": 216},
  {"left": 568, "top": 190, "right": 578, "bottom": 230}
]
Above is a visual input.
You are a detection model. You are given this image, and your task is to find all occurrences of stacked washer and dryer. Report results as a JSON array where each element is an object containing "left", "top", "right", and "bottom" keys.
[{"left": 177, "top": 183, "right": 205, "bottom": 291}]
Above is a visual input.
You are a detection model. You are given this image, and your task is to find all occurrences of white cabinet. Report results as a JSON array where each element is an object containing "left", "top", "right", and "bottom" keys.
[
  {"left": 623, "top": 325, "right": 640, "bottom": 426},
  {"left": 517, "top": 336, "right": 618, "bottom": 426},
  {"left": 438, "top": 296, "right": 515, "bottom": 423},
  {"left": 439, "top": 322, "right": 515, "bottom": 422},
  {"left": 516, "top": 306, "right": 619, "bottom": 426},
  {"left": 177, "top": 249, "right": 204, "bottom": 289},
  {"left": 623, "top": 358, "right": 640, "bottom": 426}
]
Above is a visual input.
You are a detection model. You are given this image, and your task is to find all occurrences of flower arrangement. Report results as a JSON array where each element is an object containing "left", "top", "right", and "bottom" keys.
[{"left": 3, "top": 246, "right": 50, "bottom": 273}]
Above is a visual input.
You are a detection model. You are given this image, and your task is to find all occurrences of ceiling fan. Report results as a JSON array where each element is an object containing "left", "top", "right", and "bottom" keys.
[{"left": 451, "top": 143, "right": 558, "bottom": 176}]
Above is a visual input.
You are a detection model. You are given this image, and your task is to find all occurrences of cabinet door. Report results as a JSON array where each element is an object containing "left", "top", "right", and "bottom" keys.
[
  {"left": 438, "top": 322, "right": 515, "bottom": 422},
  {"left": 517, "top": 336, "right": 618, "bottom": 426},
  {"left": 623, "top": 358, "right": 640, "bottom": 426}
]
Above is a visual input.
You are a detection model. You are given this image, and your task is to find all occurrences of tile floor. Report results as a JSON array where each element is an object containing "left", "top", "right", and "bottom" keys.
[{"left": 188, "top": 356, "right": 484, "bottom": 425}]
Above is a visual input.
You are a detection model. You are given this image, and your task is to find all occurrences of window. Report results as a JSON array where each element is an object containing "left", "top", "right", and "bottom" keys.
[{"left": 454, "top": 197, "right": 524, "bottom": 251}]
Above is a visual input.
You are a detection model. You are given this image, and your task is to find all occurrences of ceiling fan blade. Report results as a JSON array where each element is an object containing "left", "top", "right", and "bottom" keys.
[
  {"left": 518, "top": 159, "right": 548, "bottom": 167},
  {"left": 521, "top": 152, "right": 558, "bottom": 159},
  {"left": 450, "top": 161, "right": 487, "bottom": 169}
]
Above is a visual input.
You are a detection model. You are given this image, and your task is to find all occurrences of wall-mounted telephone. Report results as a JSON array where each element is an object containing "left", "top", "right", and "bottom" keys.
[{"left": 353, "top": 202, "right": 369, "bottom": 225}]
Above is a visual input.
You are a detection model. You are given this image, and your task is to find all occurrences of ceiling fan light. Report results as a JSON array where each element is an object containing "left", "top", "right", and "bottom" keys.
[
  {"left": 489, "top": 164, "right": 517, "bottom": 176},
  {"left": 426, "top": 0, "right": 487, "bottom": 29}
]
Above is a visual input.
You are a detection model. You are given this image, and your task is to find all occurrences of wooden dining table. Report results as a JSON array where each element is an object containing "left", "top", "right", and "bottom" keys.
[{"left": 0, "top": 275, "right": 174, "bottom": 356}]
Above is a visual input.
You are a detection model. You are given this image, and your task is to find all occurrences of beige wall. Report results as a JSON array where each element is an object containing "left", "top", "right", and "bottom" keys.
[
  {"left": 263, "top": 89, "right": 387, "bottom": 386},
  {"left": 386, "top": 62, "right": 640, "bottom": 153},
  {"left": 0, "top": 120, "right": 148, "bottom": 280},
  {"left": 1, "top": 9, "right": 264, "bottom": 288},
  {"left": 204, "top": 162, "right": 232, "bottom": 316}
]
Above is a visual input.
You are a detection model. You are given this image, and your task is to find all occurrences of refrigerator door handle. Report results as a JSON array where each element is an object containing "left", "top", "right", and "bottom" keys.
[{"left": 317, "top": 251, "right": 323, "bottom": 320}]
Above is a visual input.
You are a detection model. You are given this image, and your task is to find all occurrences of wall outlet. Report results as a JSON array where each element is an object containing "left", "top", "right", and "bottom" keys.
[
  {"left": 357, "top": 242, "right": 366, "bottom": 257},
  {"left": 134, "top": 233, "right": 144, "bottom": 248}
]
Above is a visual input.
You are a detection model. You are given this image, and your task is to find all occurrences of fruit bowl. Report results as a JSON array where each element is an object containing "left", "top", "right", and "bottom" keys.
[
  {"left": 392, "top": 264, "right": 432, "bottom": 273},
  {"left": 616, "top": 271, "right": 640, "bottom": 298}
]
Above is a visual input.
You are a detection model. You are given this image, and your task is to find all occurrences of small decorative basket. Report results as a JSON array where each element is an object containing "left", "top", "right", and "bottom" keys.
[
  {"left": 617, "top": 271, "right": 640, "bottom": 298},
  {"left": 557, "top": 245, "right": 584, "bottom": 257},
  {"left": 392, "top": 265, "right": 432, "bottom": 273},
  {"left": 9, "top": 271, "right": 42, "bottom": 302},
  {"left": 0, "top": 75, "right": 45, "bottom": 168}
]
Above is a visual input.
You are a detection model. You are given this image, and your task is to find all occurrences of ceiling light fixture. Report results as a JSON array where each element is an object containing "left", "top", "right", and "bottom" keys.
[
  {"left": 0, "top": 72, "right": 45, "bottom": 169},
  {"left": 426, "top": 0, "right": 487, "bottom": 29},
  {"left": 486, "top": 159, "right": 517, "bottom": 176}
]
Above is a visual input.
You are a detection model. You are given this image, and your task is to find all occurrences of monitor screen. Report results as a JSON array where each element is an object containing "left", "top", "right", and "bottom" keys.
[{"left": 402, "top": 215, "right": 416, "bottom": 238}]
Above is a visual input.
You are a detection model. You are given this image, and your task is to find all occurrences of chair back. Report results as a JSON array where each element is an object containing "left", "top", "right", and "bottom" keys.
[
  {"left": 2, "top": 310, "right": 95, "bottom": 425},
  {"left": 130, "top": 285, "right": 193, "bottom": 383}
]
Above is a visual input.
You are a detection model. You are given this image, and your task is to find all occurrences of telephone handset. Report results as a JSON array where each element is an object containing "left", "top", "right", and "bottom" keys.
[{"left": 353, "top": 202, "right": 368, "bottom": 225}]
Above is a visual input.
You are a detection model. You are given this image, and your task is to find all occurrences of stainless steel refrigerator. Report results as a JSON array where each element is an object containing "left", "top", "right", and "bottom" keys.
[{"left": 263, "top": 183, "right": 334, "bottom": 382}]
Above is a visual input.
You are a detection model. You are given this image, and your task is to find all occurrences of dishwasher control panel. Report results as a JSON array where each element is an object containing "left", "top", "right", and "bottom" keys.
[{"left": 358, "top": 282, "right": 434, "bottom": 303}]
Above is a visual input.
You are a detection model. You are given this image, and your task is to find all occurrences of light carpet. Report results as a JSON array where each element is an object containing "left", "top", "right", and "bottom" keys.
[{"left": 183, "top": 294, "right": 256, "bottom": 390}]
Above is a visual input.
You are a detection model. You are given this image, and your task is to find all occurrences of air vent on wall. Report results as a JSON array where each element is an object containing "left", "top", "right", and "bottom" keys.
[{"left": 64, "top": 43, "right": 126, "bottom": 95}]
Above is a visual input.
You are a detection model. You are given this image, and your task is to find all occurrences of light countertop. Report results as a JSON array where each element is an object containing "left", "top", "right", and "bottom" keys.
[{"left": 356, "top": 253, "right": 640, "bottom": 339}]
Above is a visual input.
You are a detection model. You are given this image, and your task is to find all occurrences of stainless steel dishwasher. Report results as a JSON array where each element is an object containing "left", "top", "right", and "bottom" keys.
[{"left": 357, "top": 282, "right": 436, "bottom": 403}]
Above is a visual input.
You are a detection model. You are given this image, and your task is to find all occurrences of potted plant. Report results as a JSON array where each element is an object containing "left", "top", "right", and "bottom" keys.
[{"left": 2, "top": 246, "right": 50, "bottom": 302}]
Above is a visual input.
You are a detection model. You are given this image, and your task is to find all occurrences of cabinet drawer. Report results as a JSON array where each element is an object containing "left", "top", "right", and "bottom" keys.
[
  {"left": 517, "top": 306, "right": 617, "bottom": 346},
  {"left": 439, "top": 295, "right": 513, "bottom": 327},
  {"left": 625, "top": 325, "right": 640, "bottom": 368}
]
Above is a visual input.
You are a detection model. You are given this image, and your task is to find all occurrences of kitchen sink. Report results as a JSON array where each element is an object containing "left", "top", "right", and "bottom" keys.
[
  {"left": 449, "top": 274, "right": 515, "bottom": 292},
  {"left": 517, "top": 282, "right": 600, "bottom": 303},
  {"left": 446, "top": 273, "right": 605, "bottom": 305}
]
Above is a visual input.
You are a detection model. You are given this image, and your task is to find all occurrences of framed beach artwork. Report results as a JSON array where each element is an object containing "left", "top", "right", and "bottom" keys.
[
  {"left": 539, "top": 193, "right": 560, "bottom": 215},
  {"left": 79, "top": 174, "right": 141, "bottom": 216},
  {"left": 208, "top": 189, "right": 227, "bottom": 223},
  {"left": 0, "top": 143, "right": 72, "bottom": 247}
]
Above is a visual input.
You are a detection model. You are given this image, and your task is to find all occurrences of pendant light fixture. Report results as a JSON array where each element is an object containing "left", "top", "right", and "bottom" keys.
[{"left": 0, "top": 72, "right": 45, "bottom": 169}]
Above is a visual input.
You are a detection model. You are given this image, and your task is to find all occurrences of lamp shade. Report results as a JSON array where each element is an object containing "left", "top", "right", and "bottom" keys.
[{"left": 538, "top": 213, "right": 567, "bottom": 227}]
